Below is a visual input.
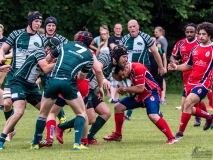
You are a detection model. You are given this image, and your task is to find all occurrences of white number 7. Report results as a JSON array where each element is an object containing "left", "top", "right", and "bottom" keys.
[{"left": 75, "top": 44, "right": 87, "bottom": 53}]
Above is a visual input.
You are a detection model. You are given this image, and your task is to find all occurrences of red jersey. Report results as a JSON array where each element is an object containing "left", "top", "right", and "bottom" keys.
[
  {"left": 128, "top": 62, "right": 161, "bottom": 102},
  {"left": 172, "top": 38, "right": 200, "bottom": 86},
  {"left": 186, "top": 43, "right": 213, "bottom": 90}
]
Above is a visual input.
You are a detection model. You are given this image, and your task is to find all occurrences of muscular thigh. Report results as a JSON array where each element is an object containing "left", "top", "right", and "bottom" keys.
[
  {"left": 144, "top": 94, "right": 160, "bottom": 115},
  {"left": 119, "top": 96, "right": 143, "bottom": 110}
]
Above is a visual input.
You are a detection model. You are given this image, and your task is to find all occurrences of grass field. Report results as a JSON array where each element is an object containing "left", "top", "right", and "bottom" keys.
[{"left": 0, "top": 93, "right": 213, "bottom": 160}]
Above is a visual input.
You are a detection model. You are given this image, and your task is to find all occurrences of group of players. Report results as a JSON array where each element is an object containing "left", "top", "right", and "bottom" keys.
[{"left": 0, "top": 10, "right": 213, "bottom": 151}]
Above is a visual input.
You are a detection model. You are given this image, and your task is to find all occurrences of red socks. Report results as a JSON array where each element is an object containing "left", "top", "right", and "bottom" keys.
[
  {"left": 46, "top": 120, "right": 56, "bottom": 141},
  {"left": 114, "top": 112, "right": 124, "bottom": 135},
  {"left": 193, "top": 107, "right": 210, "bottom": 119},
  {"left": 155, "top": 117, "right": 174, "bottom": 139},
  {"left": 178, "top": 112, "right": 191, "bottom": 134},
  {"left": 207, "top": 91, "right": 213, "bottom": 108}
]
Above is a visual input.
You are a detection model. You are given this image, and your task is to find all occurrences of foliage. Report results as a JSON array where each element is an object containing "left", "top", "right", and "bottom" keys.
[{"left": 0, "top": 0, "right": 212, "bottom": 84}]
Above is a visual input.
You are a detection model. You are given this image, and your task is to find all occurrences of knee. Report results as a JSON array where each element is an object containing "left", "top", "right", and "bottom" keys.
[
  {"left": 4, "top": 101, "right": 12, "bottom": 111},
  {"left": 13, "top": 110, "right": 24, "bottom": 120},
  {"left": 88, "top": 116, "right": 96, "bottom": 125},
  {"left": 114, "top": 103, "right": 124, "bottom": 113},
  {"left": 148, "top": 114, "right": 159, "bottom": 123}
]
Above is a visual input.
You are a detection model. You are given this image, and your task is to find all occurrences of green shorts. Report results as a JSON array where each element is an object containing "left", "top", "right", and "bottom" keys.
[
  {"left": 10, "top": 79, "right": 42, "bottom": 104},
  {"left": 4, "top": 71, "right": 14, "bottom": 88},
  {"left": 43, "top": 78, "right": 81, "bottom": 100}
]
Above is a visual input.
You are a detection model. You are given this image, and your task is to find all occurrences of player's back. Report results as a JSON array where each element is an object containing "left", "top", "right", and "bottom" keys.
[{"left": 50, "top": 41, "right": 93, "bottom": 80}]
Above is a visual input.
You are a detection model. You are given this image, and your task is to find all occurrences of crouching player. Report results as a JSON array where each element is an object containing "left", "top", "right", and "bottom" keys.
[{"left": 103, "top": 62, "right": 178, "bottom": 144}]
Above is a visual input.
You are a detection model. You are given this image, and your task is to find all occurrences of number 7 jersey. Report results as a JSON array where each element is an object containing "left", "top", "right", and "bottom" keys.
[{"left": 50, "top": 41, "right": 94, "bottom": 80}]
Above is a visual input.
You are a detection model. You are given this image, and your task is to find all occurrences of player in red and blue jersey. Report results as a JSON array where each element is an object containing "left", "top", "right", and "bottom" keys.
[
  {"left": 170, "top": 23, "right": 210, "bottom": 127},
  {"left": 168, "top": 22, "right": 213, "bottom": 139},
  {"left": 103, "top": 62, "right": 178, "bottom": 144}
]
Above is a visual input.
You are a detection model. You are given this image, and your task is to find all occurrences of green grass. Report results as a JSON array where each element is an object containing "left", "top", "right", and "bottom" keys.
[{"left": 0, "top": 93, "right": 213, "bottom": 160}]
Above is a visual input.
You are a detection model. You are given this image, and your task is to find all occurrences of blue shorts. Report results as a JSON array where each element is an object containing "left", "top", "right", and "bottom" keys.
[
  {"left": 119, "top": 93, "right": 160, "bottom": 115},
  {"left": 189, "top": 86, "right": 208, "bottom": 101}
]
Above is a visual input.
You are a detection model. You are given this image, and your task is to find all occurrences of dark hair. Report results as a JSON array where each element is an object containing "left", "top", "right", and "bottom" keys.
[
  {"left": 113, "top": 65, "right": 125, "bottom": 74},
  {"left": 197, "top": 22, "right": 213, "bottom": 38},
  {"left": 184, "top": 23, "right": 197, "bottom": 31}
]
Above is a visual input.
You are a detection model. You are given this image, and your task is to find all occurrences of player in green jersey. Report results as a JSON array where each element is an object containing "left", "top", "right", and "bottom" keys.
[
  {"left": 0, "top": 37, "right": 59, "bottom": 150},
  {"left": 0, "top": 11, "right": 47, "bottom": 141},
  {"left": 31, "top": 31, "right": 95, "bottom": 150}
]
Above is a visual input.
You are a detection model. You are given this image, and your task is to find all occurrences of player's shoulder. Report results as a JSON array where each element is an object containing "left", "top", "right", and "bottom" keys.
[{"left": 10, "top": 28, "right": 25, "bottom": 35}]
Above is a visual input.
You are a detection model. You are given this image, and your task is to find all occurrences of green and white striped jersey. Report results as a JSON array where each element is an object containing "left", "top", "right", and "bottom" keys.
[
  {"left": 121, "top": 31, "right": 154, "bottom": 69},
  {"left": 51, "top": 33, "right": 68, "bottom": 44},
  {"left": 87, "top": 53, "right": 114, "bottom": 90},
  {"left": 13, "top": 48, "right": 46, "bottom": 85},
  {"left": 6, "top": 29, "right": 47, "bottom": 74},
  {"left": 50, "top": 41, "right": 94, "bottom": 80}
]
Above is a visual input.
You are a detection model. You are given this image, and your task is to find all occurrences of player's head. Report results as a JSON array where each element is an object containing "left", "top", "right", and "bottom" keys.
[
  {"left": 110, "top": 44, "right": 128, "bottom": 67},
  {"left": 184, "top": 23, "right": 197, "bottom": 42},
  {"left": 45, "top": 16, "right": 58, "bottom": 36},
  {"left": 28, "top": 11, "right": 42, "bottom": 32},
  {"left": 45, "top": 37, "right": 60, "bottom": 55},
  {"left": 154, "top": 26, "right": 165, "bottom": 37},
  {"left": 112, "top": 64, "right": 129, "bottom": 81},
  {"left": 74, "top": 31, "right": 93, "bottom": 48},
  {"left": 197, "top": 22, "right": 213, "bottom": 44}
]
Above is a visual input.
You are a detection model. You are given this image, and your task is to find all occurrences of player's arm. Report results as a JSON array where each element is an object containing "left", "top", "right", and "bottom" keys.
[
  {"left": 92, "top": 54, "right": 103, "bottom": 89},
  {"left": 0, "top": 64, "right": 11, "bottom": 72},
  {"left": 78, "top": 58, "right": 94, "bottom": 80},
  {"left": 168, "top": 62, "right": 191, "bottom": 71},
  {"left": 0, "top": 43, "right": 10, "bottom": 63},
  {"left": 5, "top": 48, "right": 13, "bottom": 59},
  {"left": 38, "top": 59, "right": 55, "bottom": 74},
  {"left": 117, "top": 85, "right": 144, "bottom": 95}
]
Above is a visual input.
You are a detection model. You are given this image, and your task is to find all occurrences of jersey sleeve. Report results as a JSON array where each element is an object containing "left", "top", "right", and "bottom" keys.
[
  {"left": 140, "top": 32, "right": 154, "bottom": 48},
  {"left": 50, "top": 44, "right": 61, "bottom": 58},
  {"left": 97, "top": 53, "right": 110, "bottom": 66},
  {"left": 81, "top": 56, "right": 94, "bottom": 74},
  {"left": 34, "top": 49, "right": 46, "bottom": 61},
  {"left": 171, "top": 40, "right": 181, "bottom": 56},
  {"left": 6, "top": 30, "right": 22, "bottom": 46},
  {"left": 186, "top": 46, "right": 197, "bottom": 66}
]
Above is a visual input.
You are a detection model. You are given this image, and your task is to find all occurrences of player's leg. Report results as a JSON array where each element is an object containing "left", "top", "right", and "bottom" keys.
[
  {"left": 87, "top": 97, "right": 111, "bottom": 144},
  {"left": 176, "top": 86, "right": 212, "bottom": 139},
  {"left": 145, "top": 94, "right": 177, "bottom": 144},
  {"left": 103, "top": 96, "right": 141, "bottom": 142}
]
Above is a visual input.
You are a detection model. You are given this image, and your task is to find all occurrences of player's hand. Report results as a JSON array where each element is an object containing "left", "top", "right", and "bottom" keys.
[
  {"left": 117, "top": 86, "right": 127, "bottom": 95},
  {"left": 168, "top": 62, "right": 177, "bottom": 71},
  {"left": 0, "top": 65, "right": 11, "bottom": 72},
  {"left": 97, "top": 87, "right": 104, "bottom": 100},
  {"left": 0, "top": 55, "right": 6, "bottom": 64},
  {"left": 158, "top": 67, "right": 166, "bottom": 76},
  {"left": 103, "top": 79, "right": 111, "bottom": 89}
]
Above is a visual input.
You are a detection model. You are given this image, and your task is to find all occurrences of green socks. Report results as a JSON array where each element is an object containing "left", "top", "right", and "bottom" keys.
[
  {"left": 74, "top": 116, "right": 85, "bottom": 144},
  {"left": 33, "top": 117, "right": 46, "bottom": 145},
  {"left": 88, "top": 116, "right": 106, "bottom": 140}
]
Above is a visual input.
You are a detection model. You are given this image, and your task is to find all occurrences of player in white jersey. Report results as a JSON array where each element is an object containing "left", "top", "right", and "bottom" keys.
[{"left": 0, "top": 11, "right": 47, "bottom": 141}]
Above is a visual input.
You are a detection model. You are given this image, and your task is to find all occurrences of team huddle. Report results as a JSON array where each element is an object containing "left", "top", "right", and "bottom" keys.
[{"left": 0, "top": 10, "right": 213, "bottom": 151}]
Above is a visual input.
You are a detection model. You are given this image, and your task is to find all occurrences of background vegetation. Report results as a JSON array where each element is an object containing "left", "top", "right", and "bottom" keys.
[{"left": 0, "top": 0, "right": 212, "bottom": 87}]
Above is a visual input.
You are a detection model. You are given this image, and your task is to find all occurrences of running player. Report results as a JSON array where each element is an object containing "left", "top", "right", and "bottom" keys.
[
  {"left": 170, "top": 23, "right": 209, "bottom": 129},
  {"left": 168, "top": 22, "right": 213, "bottom": 139},
  {"left": 103, "top": 62, "right": 178, "bottom": 144}
]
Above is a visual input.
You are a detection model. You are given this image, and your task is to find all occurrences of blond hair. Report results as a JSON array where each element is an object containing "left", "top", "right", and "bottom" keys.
[
  {"left": 0, "top": 24, "right": 4, "bottom": 31},
  {"left": 100, "top": 29, "right": 109, "bottom": 48},
  {"left": 155, "top": 26, "right": 165, "bottom": 36}
]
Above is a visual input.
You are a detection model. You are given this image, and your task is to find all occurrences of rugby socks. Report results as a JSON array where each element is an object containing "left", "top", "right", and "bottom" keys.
[
  {"left": 126, "top": 109, "right": 133, "bottom": 118},
  {"left": 193, "top": 107, "right": 212, "bottom": 119},
  {"left": 33, "top": 117, "right": 46, "bottom": 145},
  {"left": 207, "top": 91, "right": 213, "bottom": 108},
  {"left": 59, "top": 118, "right": 75, "bottom": 129},
  {"left": 88, "top": 116, "right": 106, "bottom": 140},
  {"left": 57, "top": 109, "right": 65, "bottom": 120},
  {"left": 155, "top": 117, "right": 174, "bottom": 139},
  {"left": 0, "top": 133, "right": 7, "bottom": 143},
  {"left": 74, "top": 116, "right": 85, "bottom": 144},
  {"left": 177, "top": 112, "right": 191, "bottom": 135},
  {"left": 4, "top": 109, "right": 14, "bottom": 120},
  {"left": 4, "top": 109, "right": 14, "bottom": 132},
  {"left": 46, "top": 120, "right": 56, "bottom": 141},
  {"left": 115, "top": 112, "right": 124, "bottom": 135},
  {"left": 199, "top": 101, "right": 207, "bottom": 112}
]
